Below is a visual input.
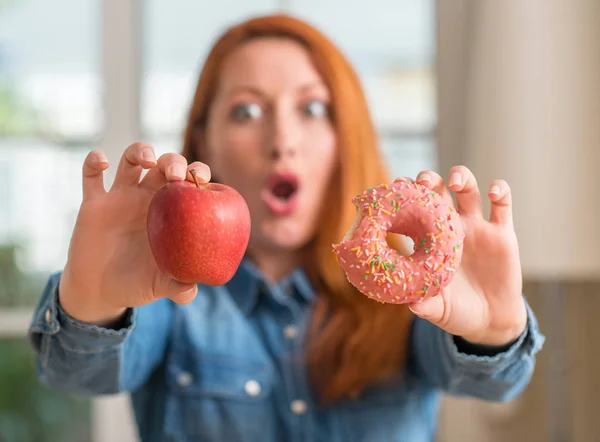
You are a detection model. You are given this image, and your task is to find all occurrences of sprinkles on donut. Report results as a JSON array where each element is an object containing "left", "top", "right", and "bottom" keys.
[{"left": 332, "top": 178, "right": 465, "bottom": 304}]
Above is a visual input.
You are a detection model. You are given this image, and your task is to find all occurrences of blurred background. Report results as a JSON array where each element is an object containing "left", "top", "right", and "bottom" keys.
[{"left": 0, "top": 0, "right": 598, "bottom": 441}]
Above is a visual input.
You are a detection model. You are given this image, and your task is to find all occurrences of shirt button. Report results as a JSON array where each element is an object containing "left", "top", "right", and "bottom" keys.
[
  {"left": 176, "top": 372, "right": 193, "bottom": 387},
  {"left": 244, "top": 380, "right": 261, "bottom": 397},
  {"left": 283, "top": 325, "right": 297, "bottom": 339},
  {"left": 290, "top": 399, "right": 308, "bottom": 415},
  {"left": 45, "top": 309, "right": 52, "bottom": 324}
]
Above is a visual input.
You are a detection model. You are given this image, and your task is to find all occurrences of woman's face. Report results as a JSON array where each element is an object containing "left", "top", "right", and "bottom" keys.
[{"left": 203, "top": 37, "right": 337, "bottom": 254}]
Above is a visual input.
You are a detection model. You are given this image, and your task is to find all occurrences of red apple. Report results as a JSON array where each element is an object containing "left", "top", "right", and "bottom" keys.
[{"left": 147, "top": 173, "right": 251, "bottom": 285}]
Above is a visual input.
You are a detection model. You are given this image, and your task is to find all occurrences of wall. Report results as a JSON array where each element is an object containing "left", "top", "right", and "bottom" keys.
[{"left": 435, "top": 0, "right": 600, "bottom": 440}]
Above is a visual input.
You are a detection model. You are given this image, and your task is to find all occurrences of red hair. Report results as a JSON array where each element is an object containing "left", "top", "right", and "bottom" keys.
[{"left": 181, "top": 13, "right": 414, "bottom": 404}]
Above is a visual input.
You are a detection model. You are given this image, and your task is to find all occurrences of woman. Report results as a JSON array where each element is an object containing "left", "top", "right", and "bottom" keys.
[{"left": 29, "top": 14, "right": 544, "bottom": 442}]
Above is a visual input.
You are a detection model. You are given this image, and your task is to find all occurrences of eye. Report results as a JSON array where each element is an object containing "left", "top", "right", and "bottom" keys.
[
  {"left": 302, "top": 100, "right": 328, "bottom": 118},
  {"left": 230, "top": 103, "right": 263, "bottom": 122}
]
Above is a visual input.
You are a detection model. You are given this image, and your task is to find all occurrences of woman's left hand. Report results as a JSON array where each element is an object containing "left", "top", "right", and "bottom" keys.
[{"left": 407, "top": 165, "right": 528, "bottom": 347}]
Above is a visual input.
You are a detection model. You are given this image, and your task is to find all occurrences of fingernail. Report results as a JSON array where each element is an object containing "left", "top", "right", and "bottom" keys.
[
  {"left": 142, "top": 148, "right": 156, "bottom": 162},
  {"left": 94, "top": 153, "right": 108, "bottom": 164},
  {"left": 417, "top": 173, "right": 431, "bottom": 183},
  {"left": 191, "top": 168, "right": 209, "bottom": 183},
  {"left": 168, "top": 163, "right": 187, "bottom": 180},
  {"left": 408, "top": 305, "right": 425, "bottom": 318},
  {"left": 489, "top": 185, "right": 500, "bottom": 195},
  {"left": 448, "top": 172, "right": 462, "bottom": 187}
]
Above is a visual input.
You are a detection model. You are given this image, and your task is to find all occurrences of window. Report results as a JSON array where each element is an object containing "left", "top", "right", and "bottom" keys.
[
  {"left": 141, "top": 0, "right": 281, "bottom": 156},
  {"left": 2, "top": 1, "right": 436, "bottom": 440},
  {"left": 0, "top": 0, "right": 98, "bottom": 439},
  {"left": 0, "top": 0, "right": 100, "bottom": 307},
  {"left": 290, "top": 0, "right": 437, "bottom": 177},
  {"left": 141, "top": 0, "right": 437, "bottom": 179}
]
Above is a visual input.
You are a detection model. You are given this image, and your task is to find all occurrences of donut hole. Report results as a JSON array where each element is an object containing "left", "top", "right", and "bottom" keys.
[{"left": 386, "top": 233, "right": 415, "bottom": 257}]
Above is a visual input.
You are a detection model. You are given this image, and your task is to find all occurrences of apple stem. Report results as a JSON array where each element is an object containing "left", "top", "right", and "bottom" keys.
[{"left": 189, "top": 169, "right": 200, "bottom": 188}]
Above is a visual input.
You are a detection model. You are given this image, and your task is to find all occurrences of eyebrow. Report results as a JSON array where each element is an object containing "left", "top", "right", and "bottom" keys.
[
  {"left": 226, "top": 85, "right": 265, "bottom": 98},
  {"left": 297, "top": 82, "right": 327, "bottom": 93},
  {"left": 225, "top": 82, "right": 327, "bottom": 98}
]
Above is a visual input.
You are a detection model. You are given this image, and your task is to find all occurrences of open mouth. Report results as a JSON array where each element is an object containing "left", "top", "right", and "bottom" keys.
[
  {"left": 270, "top": 177, "right": 298, "bottom": 201},
  {"left": 261, "top": 172, "right": 300, "bottom": 215}
]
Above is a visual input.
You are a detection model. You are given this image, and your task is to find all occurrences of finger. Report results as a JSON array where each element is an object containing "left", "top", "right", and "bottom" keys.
[
  {"left": 154, "top": 272, "right": 198, "bottom": 303},
  {"left": 447, "top": 165, "right": 483, "bottom": 218},
  {"left": 140, "top": 154, "right": 210, "bottom": 191},
  {"left": 167, "top": 283, "right": 198, "bottom": 305},
  {"left": 393, "top": 176, "right": 415, "bottom": 184},
  {"left": 139, "top": 153, "right": 188, "bottom": 191},
  {"left": 408, "top": 295, "right": 445, "bottom": 324},
  {"left": 112, "top": 142, "right": 157, "bottom": 188},
  {"left": 488, "top": 179, "right": 513, "bottom": 227},
  {"left": 415, "top": 170, "right": 454, "bottom": 206},
  {"left": 188, "top": 162, "right": 211, "bottom": 183},
  {"left": 82, "top": 150, "right": 109, "bottom": 200}
]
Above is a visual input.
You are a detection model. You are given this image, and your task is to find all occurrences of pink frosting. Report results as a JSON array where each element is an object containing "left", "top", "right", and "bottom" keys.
[{"left": 332, "top": 179, "right": 465, "bottom": 304}]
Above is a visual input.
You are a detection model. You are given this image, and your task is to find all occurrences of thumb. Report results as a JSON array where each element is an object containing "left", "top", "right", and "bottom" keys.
[
  {"left": 409, "top": 295, "right": 445, "bottom": 324},
  {"left": 168, "top": 283, "right": 198, "bottom": 305},
  {"left": 157, "top": 274, "right": 198, "bottom": 304}
]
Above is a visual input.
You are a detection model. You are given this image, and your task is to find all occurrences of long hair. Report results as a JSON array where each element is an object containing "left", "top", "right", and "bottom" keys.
[{"left": 181, "top": 14, "right": 414, "bottom": 405}]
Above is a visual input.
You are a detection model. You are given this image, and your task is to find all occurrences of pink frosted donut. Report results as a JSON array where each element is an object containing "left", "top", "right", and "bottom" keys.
[{"left": 332, "top": 178, "right": 465, "bottom": 304}]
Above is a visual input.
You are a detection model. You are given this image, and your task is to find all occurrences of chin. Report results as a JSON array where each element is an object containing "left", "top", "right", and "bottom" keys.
[
  {"left": 254, "top": 222, "right": 314, "bottom": 252},
  {"left": 264, "top": 233, "right": 312, "bottom": 251}
]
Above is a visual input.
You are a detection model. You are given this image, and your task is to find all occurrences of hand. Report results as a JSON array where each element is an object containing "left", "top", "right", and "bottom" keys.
[
  {"left": 59, "top": 142, "right": 212, "bottom": 326},
  {"left": 407, "top": 166, "right": 527, "bottom": 346}
]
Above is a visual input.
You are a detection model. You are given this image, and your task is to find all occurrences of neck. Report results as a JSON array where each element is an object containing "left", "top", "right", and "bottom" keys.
[{"left": 246, "top": 245, "right": 305, "bottom": 283}]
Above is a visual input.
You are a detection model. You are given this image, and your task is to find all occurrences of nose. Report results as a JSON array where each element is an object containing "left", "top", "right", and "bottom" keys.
[
  {"left": 269, "top": 145, "right": 296, "bottom": 161},
  {"left": 267, "top": 105, "right": 300, "bottom": 161}
]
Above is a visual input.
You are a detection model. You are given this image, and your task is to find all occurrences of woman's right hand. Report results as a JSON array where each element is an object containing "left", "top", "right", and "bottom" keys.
[{"left": 58, "top": 142, "right": 212, "bottom": 326}]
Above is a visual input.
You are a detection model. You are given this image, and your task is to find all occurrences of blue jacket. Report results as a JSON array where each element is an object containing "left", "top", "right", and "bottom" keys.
[{"left": 28, "top": 259, "right": 544, "bottom": 442}]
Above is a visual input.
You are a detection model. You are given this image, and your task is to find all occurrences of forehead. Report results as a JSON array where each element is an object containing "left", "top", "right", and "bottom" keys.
[{"left": 218, "top": 37, "right": 324, "bottom": 92}]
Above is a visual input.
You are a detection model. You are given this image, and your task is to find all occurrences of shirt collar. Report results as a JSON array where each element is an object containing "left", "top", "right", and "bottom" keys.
[{"left": 225, "top": 258, "right": 316, "bottom": 315}]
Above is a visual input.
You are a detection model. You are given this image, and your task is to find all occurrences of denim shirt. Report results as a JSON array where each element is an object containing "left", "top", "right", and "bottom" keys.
[{"left": 28, "top": 259, "right": 544, "bottom": 442}]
